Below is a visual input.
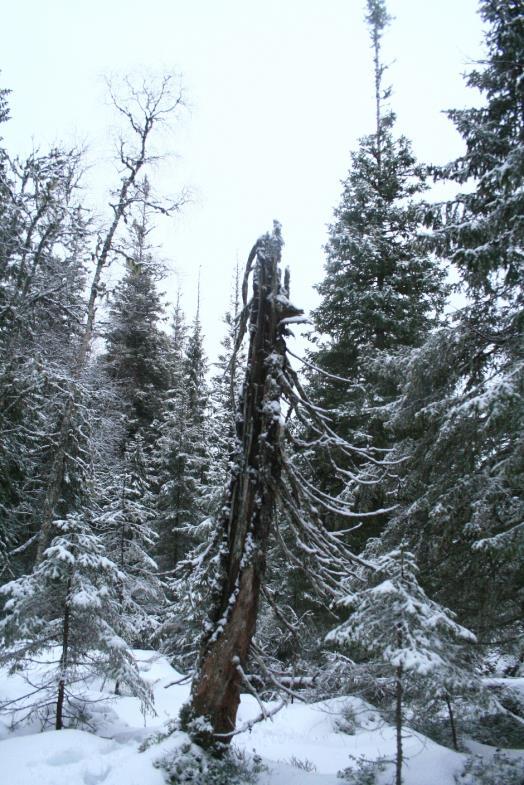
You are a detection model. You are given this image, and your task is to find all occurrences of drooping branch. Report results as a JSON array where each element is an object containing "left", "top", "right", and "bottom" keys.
[{"left": 183, "top": 223, "right": 388, "bottom": 749}]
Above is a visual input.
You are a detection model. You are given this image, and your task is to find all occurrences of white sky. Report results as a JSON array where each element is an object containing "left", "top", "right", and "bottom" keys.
[{"left": 1, "top": 0, "right": 485, "bottom": 360}]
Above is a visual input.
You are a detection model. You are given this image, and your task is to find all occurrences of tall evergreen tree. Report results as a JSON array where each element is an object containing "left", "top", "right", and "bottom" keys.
[
  {"left": 161, "top": 269, "right": 247, "bottom": 668},
  {"left": 95, "top": 434, "right": 163, "bottom": 648},
  {"left": 0, "top": 141, "right": 91, "bottom": 575},
  {"left": 96, "top": 179, "right": 175, "bottom": 648},
  {"left": 309, "top": 0, "right": 447, "bottom": 542},
  {"left": 381, "top": 0, "right": 523, "bottom": 645},
  {"left": 103, "top": 178, "right": 172, "bottom": 449},
  {"left": 312, "top": 0, "right": 445, "bottom": 431},
  {"left": 207, "top": 264, "right": 246, "bottom": 506},
  {"left": 154, "top": 292, "right": 210, "bottom": 576}
]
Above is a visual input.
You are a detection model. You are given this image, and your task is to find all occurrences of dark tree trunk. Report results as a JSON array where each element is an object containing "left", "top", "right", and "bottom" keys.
[
  {"left": 186, "top": 225, "right": 301, "bottom": 748},
  {"left": 445, "top": 692, "right": 459, "bottom": 751},
  {"left": 395, "top": 663, "right": 403, "bottom": 785},
  {"left": 56, "top": 599, "right": 71, "bottom": 730},
  {"left": 56, "top": 678, "right": 66, "bottom": 731}
]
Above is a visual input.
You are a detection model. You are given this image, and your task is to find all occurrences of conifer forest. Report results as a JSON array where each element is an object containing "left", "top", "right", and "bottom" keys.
[{"left": 0, "top": 1, "right": 523, "bottom": 784}]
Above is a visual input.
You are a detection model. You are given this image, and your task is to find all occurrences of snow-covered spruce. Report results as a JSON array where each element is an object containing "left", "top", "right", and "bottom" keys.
[
  {"left": 378, "top": 0, "right": 524, "bottom": 644},
  {"left": 327, "top": 548, "right": 477, "bottom": 784},
  {"left": 95, "top": 435, "right": 164, "bottom": 650},
  {"left": 0, "top": 512, "right": 153, "bottom": 729},
  {"left": 157, "top": 268, "right": 248, "bottom": 671},
  {"left": 101, "top": 177, "right": 174, "bottom": 451},
  {"left": 308, "top": 0, "right": 447, "bottom": 551},
  {"left": 153, "top": 292, "right": 211, "bottom": 579}
]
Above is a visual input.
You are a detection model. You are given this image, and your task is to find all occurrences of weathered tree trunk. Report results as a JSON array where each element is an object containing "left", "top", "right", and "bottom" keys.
[{"left": 186, "top": 224, "right": 301, "bottom": 748}]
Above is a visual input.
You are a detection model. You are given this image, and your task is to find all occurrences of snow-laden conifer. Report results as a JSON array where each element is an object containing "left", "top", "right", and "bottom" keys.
[
  {"left": 102, "top": 178, "right": 173, "bottom": 450},
  {"left": 327, "top": 549, "right": 477, "bottom": 784},
  {"left": 154, "top": 296, "right": 215, "bottom": 666},
  {"left": 95, "top": 435, "right": 163, "bottom": 648},
  {"left": 0, "top": 512, "right": 153, "bottom": 729},
  {"left": 164, "top": 267, "right": 250, "bottom": 670},
  {"left": 206, "top": 263, "right": 246, "bottom": 508},
  {"left": 0, "top": 130, "right": 91, "bottom": 575},
  {"left": 380, "top": 0, "right": 523, "bottom": 645},
  {"left": 154, "top": 299, "right": 210, "bottom": 571},
  {"left": 310, "top": 0, "right": 446, "bottom": 466}
]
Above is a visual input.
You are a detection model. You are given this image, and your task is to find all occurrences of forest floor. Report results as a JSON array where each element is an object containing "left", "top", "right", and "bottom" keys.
[{"left": 1, "top": 649, "right": 523, "bottom": 785}]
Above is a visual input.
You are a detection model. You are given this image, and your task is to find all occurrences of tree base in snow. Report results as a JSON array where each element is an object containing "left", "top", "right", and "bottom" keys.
[{"left": 156, "top": 738, "right": 265, "bottom": 784}]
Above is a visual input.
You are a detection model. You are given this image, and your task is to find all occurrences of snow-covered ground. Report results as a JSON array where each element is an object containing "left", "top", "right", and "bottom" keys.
[{"left": 0, "top": 650, "right": 523, "bottom": 785}]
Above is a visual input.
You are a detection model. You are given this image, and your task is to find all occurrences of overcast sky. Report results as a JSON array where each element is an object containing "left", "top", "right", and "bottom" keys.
[{"left": 2, "top": 0, "right": 485, "bottom": 359}]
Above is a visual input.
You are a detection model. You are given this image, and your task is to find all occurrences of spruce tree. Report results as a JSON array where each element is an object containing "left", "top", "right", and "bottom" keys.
[
  {"left": 0, "top": 512, "right": 153, "bottom": 729},
  {"left": 381, "top": 0, "right": 523, "bottom": 644},
  {"left": 154, "top": 295, "right": 210, "bottom": 577},
  {"left": 0, "top": 141, "right": 91, "bottom": 575},
  {"left": 95, "top": 435, "right": 163, "bottom": 648},
  {"left": 327, "top": 549, "right": 477, "bottom": 784},
  {"left": 153, "top": 295, "right": 188, "bottom": 573},
  {"left": 309, "top": 0, "right": 446, "bottom": 541},
  {"left": 207, "top": 264, "right": 246, "bottom": 507},
  {"left": 103, "top": 178, "right": 172, "bottom": 449},
  {"left": 312, "top": 0, "right": 445, "bottom": 429},
  {"left": 160, "top": 270, "right": 246, "bottom": 668},
  {"left": 96, "top": 181, "right": 173, "bottom": 646}
]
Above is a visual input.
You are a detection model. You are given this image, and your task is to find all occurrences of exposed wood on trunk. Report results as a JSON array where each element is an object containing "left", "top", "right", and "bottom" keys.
[{"left": 186, "top": 223, "right": 302, "bottom": 747}]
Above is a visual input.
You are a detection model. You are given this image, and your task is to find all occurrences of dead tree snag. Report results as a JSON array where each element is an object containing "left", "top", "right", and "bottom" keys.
[
  {"left": 186, "top": 222, "right": 301, "bottom": 746},
  {"left": 184, "top": 222, "right": 388, "bottom": 749}
]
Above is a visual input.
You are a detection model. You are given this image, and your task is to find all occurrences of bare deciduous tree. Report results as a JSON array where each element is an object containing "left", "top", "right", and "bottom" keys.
[{"left": 35, "top": 74, "right": 187, "bottom": 564}]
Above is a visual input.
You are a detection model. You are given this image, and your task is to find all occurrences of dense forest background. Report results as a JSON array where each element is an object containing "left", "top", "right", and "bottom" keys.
[{"left": 0, "top": 0, "right": 522, "bottom": 783}]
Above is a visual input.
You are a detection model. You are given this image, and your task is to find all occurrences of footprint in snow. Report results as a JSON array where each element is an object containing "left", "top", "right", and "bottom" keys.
[
  {"left": 83, "top": 763, "right": 111, "bottom": 785},
  {"left": 47, "top": 748, "right": 85, "bottom": 766}
]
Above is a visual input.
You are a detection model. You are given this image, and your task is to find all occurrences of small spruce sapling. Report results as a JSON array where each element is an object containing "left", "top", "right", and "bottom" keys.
[
  {"left": 326, "top": 549, "right": 477, "bottom": 784},
  {"left": 0, "top": 512, "right": 153, "bottom": 730}
]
